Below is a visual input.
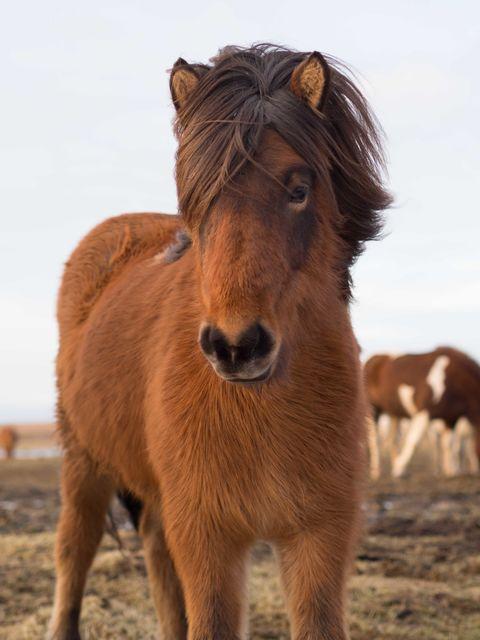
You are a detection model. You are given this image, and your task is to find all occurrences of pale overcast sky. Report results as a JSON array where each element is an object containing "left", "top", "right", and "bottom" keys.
[{"left": 1, "top": 1, "right": 479, "bottom": 420}]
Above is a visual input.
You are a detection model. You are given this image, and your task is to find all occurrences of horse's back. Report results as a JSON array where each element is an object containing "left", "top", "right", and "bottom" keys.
[{"left": 58, "top": 213, "right": 181, "bottom": 336}]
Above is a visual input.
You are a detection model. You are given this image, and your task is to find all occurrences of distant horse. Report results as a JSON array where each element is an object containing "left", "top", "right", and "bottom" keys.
[
  {"left": 49, "top": 44, "right": 391, "bottom": 640},
  {"left": 365, "top": 347, "right": 480, "bottom": 478},
  {"left": 0, "top": 426, "right": 18, "bottom": 459}
]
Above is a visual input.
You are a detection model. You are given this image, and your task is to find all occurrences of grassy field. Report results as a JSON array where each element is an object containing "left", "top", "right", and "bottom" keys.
[{"left": 0, "top": 457, "right": 479, "bottom": 639}]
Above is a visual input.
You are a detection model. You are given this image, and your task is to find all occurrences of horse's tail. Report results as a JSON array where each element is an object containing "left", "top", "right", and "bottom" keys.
[{"left": 117, "top": 489, "right": 144, "bottom": 531}]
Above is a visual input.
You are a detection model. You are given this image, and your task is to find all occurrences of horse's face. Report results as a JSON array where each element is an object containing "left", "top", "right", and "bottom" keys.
[
  {"left": 170, "top": 48, "right": 390, "bottom": 383},
  {"left": 195, "top": 130, "right": 329, "bottom": 384},
  {"left": 170, "top": 53, "right": 332, "bottom": 384}
]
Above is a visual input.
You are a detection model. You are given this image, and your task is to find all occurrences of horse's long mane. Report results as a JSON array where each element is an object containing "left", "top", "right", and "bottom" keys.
[{"left": 174, "top": 44, "right": 392, "bottom": 296}]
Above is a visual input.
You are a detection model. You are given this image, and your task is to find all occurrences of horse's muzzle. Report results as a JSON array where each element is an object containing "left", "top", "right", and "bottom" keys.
[{"left": 199, "top": 322, "right": 277, "bottom": 384}]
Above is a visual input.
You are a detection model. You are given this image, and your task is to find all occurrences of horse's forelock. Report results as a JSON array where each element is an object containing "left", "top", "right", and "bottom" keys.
[{"left": 174, "top": 44, "right": 392, "bottom": 296}]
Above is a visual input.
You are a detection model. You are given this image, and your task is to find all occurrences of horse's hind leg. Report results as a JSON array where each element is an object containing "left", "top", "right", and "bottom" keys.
[
  {"left": 385, "top": 416, "right": 400, "bottom": 474},
  {"left": 455, "top": 417, "right": 479, "bottom": 475},
  {"left": 392, "top": 410, "right": 429, "bottom": 478},
  {"left": 48, "top": 447, "right": 113, "bottom": 640},
  {"left": 140, "top": 506, "right": 187, "bottom": 640},
  {"left": 366, "top": 416, "right": 380, "bottom": 480}
]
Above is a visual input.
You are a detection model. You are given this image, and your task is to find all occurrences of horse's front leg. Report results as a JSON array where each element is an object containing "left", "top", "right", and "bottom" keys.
[
  {"left": 48, "top": 446, "right": 114, "bottom": 640},
  {"left": 275, "top": 519, "right": 358, "bottom": 640},
  {"left": 166, "top": 526, "right": 249, "bottom": 640}
]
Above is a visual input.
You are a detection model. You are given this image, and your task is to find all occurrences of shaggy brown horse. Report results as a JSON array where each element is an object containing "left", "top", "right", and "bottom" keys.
[
  {"left": 49, "top": 45, "right": 391, "bottom": 640},
  {"left": 0, "top": 426, "right": 18, "bottom": 459}
]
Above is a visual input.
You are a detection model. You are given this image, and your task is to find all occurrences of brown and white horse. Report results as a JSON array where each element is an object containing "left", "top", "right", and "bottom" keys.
[
  {"left": 49, "top": 45, "right": 391, "bottom": 640},
  {"left": 0, "top": 426, "right": 18, "bottom": 459},
  {"left": 365, "top": 347, "right": 480, "bottom": 478}
]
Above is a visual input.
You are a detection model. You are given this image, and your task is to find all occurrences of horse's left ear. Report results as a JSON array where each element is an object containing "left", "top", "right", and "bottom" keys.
[
  {"left": 290, "top": 52, "right": 330, "bottom": 111},
  {"left": 170, "top": 58, "right": 207, "bottom": 112}
]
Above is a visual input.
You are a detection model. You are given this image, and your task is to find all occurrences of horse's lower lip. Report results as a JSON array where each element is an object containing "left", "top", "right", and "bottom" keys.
[{"left": 223, "top": 365, "right": 272, "bottom": 385}]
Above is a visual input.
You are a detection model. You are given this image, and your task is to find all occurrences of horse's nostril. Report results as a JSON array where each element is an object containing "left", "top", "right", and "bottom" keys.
[
  {"left": 199, "top": 325, "right": 230, "bottom": 361},
  {"left": 199, "top": 322, "right": 275, "bottom": 368},
  {"left": 199, "top": 325, "right": 212, "bottom": 356},
  {"left": 239, "top": 323, "right": 274, "bottom": 360}
]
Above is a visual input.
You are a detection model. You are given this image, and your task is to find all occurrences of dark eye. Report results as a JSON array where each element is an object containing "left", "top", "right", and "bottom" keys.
[{"left": 289, "top": 185, "right": 309, "bottom": 204}]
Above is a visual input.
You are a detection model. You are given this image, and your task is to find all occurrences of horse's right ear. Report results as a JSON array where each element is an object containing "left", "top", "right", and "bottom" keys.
[
  {"left": 170, "top": 58, "right": 204, "bottom": 111},
  {"left": 290, "top": 52, "right": 330, "bottom": 112}
]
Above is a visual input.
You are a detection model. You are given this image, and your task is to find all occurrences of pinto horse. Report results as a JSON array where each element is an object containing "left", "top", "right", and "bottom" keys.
[
  {"left": 365, "top": 347, "right": 480, "bottom": 478},
  {"left": 49, "top": 45, "right": 391, "bottom": 640}
]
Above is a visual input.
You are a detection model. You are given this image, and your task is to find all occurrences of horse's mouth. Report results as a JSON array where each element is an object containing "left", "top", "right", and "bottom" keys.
[{"left": 223, "top": 364, "right": 272, "bottom": 385}]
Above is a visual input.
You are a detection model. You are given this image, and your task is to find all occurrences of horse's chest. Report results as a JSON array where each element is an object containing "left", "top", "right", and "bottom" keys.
[{"left": 156, "top": 426, "right": 323, "bottom": 538}]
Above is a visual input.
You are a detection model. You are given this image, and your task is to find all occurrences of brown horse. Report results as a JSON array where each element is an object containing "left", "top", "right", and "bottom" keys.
[
  {"left": 0, "top": 426, "right": 18, "bottom": 459},
  {"left": 49, "top": 45, "right": 391, "bottom": 640}
]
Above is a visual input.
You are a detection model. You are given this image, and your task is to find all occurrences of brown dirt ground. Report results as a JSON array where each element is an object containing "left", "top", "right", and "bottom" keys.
[{"left": 0, "top": 458, "right": 479, "bottom": 639}]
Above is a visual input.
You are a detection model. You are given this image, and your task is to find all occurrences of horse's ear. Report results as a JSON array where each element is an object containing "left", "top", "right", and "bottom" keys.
[
  {"left": 170, "top": 58, "right": 205, "bottom": 111},
  {"left": 290, "top": 52, "right": 330, "bottom": 112}
]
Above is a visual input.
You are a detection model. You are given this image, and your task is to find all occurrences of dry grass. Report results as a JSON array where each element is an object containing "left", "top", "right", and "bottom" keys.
[{"left": 0, "top": 458, "right": 479, "bottom": 639}]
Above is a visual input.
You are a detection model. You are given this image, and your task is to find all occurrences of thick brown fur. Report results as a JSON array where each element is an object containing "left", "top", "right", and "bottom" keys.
[
  {"left": 50, "top": 44, "right": 391, "bottom": 640},
  {"left": 0, "top": 426, "right": 18, "bottom": 459}
]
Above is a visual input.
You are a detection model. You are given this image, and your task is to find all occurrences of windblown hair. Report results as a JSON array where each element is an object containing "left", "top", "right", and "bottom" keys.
[{"left": 174, "top": 44, "right": 392, "bottom": 293}]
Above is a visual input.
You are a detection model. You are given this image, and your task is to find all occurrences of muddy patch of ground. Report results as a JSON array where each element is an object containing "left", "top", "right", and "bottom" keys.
[{"left": 0, "top": 459, "right": 479, "bottom": 639}]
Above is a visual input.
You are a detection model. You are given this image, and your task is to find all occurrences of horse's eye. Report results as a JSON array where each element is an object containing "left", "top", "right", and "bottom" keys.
[{"left": 289, "top": 185, "right": 309, "bottom": 204}]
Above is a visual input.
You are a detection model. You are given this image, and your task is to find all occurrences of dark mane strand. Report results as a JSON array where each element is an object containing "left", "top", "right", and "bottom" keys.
[
  {"left": 173, "top": 44, "right": 392, "bottom": 297},
  {"left": 163, "top": 229, "right": 192, "bottom": 264}
]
